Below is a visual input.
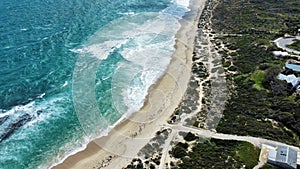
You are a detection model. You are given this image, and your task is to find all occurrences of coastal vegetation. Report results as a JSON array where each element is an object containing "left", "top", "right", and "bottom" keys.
[
  {"left": 170, "top": 138, "right": 261, "bottom": 169},
  {"left": 211, "top": 0, "right": 300, "bottom": 146},
  {"left": 123, "top": 1, "right": 300, "bottom": 168},
  {"left": 251, "top": 70, "right": 265, "bottom": 90},
  {"left": 288, "top": 39, "right": 300, "bottom": 51}
]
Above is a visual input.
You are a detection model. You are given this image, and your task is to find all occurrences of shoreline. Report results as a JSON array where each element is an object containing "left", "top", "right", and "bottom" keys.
[{"left": 53, "top": 0, "right": 205, "bottom": 168}]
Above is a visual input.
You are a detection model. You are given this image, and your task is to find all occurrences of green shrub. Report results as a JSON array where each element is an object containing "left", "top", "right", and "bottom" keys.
[
  {"left": 223, "top": 60, "right": 231, "bottom": 67},
  {"left": 171, "top": 146, "right": 187, "bottom": 158},
  {"left": 184, "top": 132, "right": 198, "bottom": 142},
  {"left": 251, "top": 70, "right": 265, "bottom": 90},
  {"left": 228, "top": 65, "right": 238, "bottom": 71}
]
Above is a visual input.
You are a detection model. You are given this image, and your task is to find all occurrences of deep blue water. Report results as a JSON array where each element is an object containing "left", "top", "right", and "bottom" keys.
[{"left": 0, "top": 0, "right": 190, "bottom": 168}]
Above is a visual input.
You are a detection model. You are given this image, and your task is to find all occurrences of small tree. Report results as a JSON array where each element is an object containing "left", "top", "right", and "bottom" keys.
[{"left": 262, "top": 66, "right": 281, "bottom": 88}]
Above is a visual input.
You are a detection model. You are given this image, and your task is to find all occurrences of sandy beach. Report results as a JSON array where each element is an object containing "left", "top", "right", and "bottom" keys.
[{"left": 53, "top": 0, "right": 205, "bottom": 168}]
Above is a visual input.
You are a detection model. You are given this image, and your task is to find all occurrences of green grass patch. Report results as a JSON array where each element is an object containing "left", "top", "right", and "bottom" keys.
[
  {"left": 287, "top": 39, "right": 300, "bottom": 51},
  {"left": 251, "top": 70, "right": 266, "bottom": 90},
  {"left": 235, "top": 142, "right": 260, "bottom": 167}
]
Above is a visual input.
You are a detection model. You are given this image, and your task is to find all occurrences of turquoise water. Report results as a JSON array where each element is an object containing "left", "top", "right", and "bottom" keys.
[{"left": 0, "top": 0, "right": 190, "bottom": 168}]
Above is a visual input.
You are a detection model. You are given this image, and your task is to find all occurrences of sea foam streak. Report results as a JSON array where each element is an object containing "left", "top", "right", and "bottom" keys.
[
  {"left": 0, "top": 102, "right": 35, "bottom": 118},
  {"left": 73, "top": 12, "right": 180, "bottom": 125},
  {"left": 71, "top": 40, "right": 129, "bottom": 60}
]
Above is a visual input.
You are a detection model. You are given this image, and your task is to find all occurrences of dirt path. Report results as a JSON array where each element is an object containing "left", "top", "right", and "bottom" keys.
[{"left": 158, "top": 130, "right": 176, "bottom": 169}]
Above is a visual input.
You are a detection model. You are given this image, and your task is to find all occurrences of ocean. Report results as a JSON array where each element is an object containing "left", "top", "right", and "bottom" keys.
[{"left": 0, "top": 0, "right": 190, "bottom": 168}]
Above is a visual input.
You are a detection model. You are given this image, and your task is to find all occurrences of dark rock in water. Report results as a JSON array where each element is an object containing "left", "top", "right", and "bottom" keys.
[
  {"left": 0, "top": 114, "right": 32, "bottom": 143},
  {"left": 21, "top": 100, "right": 32, "bottom": 106},
  {"left": 37, "top": 110, "right": 43, "bottom": 116},
  {"left": 0, "top": 116, "right": 9, "bottom": 126}
]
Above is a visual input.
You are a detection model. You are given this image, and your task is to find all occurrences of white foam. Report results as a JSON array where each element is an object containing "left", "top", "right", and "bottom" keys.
[
  {"left": 43, "top": 121, "right": 120, "bottom": 169},
  {"left": 174, "top": 0, "right": 190, "bottom": 8},
  {"left": 86, "top": 11, "right": 180, "bottom": 121},
  {"left": 69, "top": 48, "right": 83, "bottom": 53},
  {"left": 3, "top": 46, "right": 12, "bottom": 49},
  {"left": 23, "top": 93, "right": 71, "bottom": 128},
  {"left": 0, "top": 110, "right": 14, "bottom": 118},
  {"left": 71, "top": 11, "right": 179, "bottom": 63},
  {"left": 39, "top": 135, "right": 92, "bottom": 169},
  {"left": 33, "top": 26, "right": 52, "bottom": 31},
  {"left": 72, "top": 39, "right": 128, "bottom": 60},
  {"left": 62, "top": 81, "right": 68, "bottom": 87},
  {"left": 37, "top": 93, "right": 46, "bottom": 99},
  {"left": 0, "top": 101, "right": 35, "bottom": 118},
  {"left": 26, "top": 113, "right": 47, "bottom": 127},
  {"left": 118, "top": 11, "right": 135, "bottom": 15}
]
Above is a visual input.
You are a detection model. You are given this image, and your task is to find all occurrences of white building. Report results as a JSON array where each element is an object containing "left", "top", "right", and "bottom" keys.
[
  {"left": 273, "top": 51, "right": 290, "bottom": 57},
  {"left": 262, "top": 144, "right": 299, "bottom": 169}
]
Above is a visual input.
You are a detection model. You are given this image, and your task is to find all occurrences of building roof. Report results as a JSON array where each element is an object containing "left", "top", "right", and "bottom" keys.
[
  {"left": 268, "top": 148, "right": 277, "bottom": 161},
  {"left": 275, "top": 146, "right": 297, "bottom": 169},
  {"left": 276, "top": 146, "right": 288, "bottom": 163},
  {"left": 287, "top": 148, "right": 298, "bottom": 168},
  {"left": 297, "top": 153, "right": 300, "bottom": 167},
  {"left": 286, "top": 64, "right": 300, "bottom": 72},
  {"left": 265, "top": 145, "right": 299, "bottom": 169},
  {"left": 273, "top": 51, "right": 290, "bottom": 57},
  {"left": 277, "top": 73, "right": 300, "bottom": 87}
]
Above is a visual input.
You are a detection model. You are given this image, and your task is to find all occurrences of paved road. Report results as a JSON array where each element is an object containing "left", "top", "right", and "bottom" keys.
[
  {"left": 165, "top": 124, "right": 300, "bottom": 151},
  {"left": 157, "top": 124, "right": 299, "bottom": 169},
  {"left": 274, "top": 36, "right": 300, "bottom": 55}
]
